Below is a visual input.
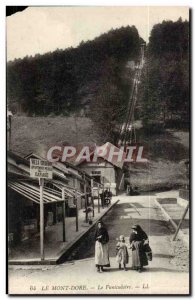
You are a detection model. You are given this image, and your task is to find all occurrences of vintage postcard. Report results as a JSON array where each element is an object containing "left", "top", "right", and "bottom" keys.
[{"left": 7, "top": 6, "right": 190, "bottom": 295}]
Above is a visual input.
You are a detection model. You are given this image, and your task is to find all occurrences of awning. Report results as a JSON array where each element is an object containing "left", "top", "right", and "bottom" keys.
[
  {"left": 8, "top": 178, "right": 85, "bottom": 205},
  {"left": 8, "top": 180, "right": 63, "bottom": 204},
  {"left": 50, "top": 179, "right": 84, "bottom": 198}
]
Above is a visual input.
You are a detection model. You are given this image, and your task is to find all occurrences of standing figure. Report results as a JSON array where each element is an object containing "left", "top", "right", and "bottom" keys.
[
  {"left": 116, "top": 235, "right": 129, "bottom": 271},
  {"left": 129, "top": 225, "right": 148, "bottom": 272},
  {"left": 104, "top": 188, "right": 112, "bottom": 206},
  {"left": 95, "top": 221, "right": 110, "bottom": 272}
]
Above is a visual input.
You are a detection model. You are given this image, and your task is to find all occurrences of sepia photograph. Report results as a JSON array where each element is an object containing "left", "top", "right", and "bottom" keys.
[{"left": 6, "top": 5, "right": 190, "bottom": 295}]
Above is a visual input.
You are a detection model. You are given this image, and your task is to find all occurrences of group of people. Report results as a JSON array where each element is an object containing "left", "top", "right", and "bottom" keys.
[
  {"left": 100, "top": 188, "right": 112, "bottom": 207},
  {"left": 95, "top": 221, "right": 150, "bottom": 273}
]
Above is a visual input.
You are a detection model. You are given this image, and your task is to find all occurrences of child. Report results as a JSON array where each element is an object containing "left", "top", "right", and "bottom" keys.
[{"left": 116, "top": 235, "right": 129, "bottom": 271}]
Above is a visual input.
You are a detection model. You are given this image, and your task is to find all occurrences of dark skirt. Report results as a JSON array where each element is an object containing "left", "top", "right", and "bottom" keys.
[{"left": 132, "top": 241, "right": 148, "bottom": 268}]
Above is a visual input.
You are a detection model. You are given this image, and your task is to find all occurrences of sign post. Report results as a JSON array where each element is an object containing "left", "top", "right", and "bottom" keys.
[
  {"left": 39, "top": 178, "right": 44, "bottom": 260},
  {"left": 30, "top": 159, "right": 53, "bottom": 261}
]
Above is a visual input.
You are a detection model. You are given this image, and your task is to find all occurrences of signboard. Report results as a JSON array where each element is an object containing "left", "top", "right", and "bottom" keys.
[{"left": 30, "top": 159, "right": 53, "bottom": 179}]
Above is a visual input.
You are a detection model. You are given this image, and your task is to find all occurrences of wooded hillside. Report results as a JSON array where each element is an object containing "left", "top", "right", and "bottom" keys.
[
  {"left": 7, "top": 26, "right": 141, "bottom": 118},
  {"left": 139, "top": 19, "right": 189, "bottom": 130}
]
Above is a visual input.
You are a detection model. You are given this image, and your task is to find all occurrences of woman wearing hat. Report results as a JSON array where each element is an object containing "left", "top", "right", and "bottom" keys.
[
  {"left": 94, "top": 221, "right": 110, "bottom": 272},
  {"left": 129, "top": 225, "right": 148, "bottom": 272}
]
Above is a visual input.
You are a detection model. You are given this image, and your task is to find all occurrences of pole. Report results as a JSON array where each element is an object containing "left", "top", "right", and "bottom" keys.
[
  {"left": 62, "top": 188, "right": 66, "bottom": 242},
  {"left": 84, "top": 175, "right": 88, "bottom": 223},
  {"left": 119, "top": 173, "right": 124, "bottom": 191},
  {"left": 8, "top": 115, "right": 12, "bottom": 150},
  {"left": 91, "top": 179, "right": 94, "bottom": 217},
  {"left": 39, "top": 178, "right": 44, "bottom": 260},
  {"left": 173, "top": 203, "right": 189, "bottom": 241},
  {"left": 102, "top": 177, "right": 105, "bottom": 209},
  {"left": 97, "top": 184, "right": 100, "bottom": 213},
  {"left": 75, "top": 195, "right": 79, "bottom": 232}
]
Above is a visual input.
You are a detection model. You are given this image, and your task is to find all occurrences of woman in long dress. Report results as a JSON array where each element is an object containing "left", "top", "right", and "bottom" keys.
[
  {"left": 129, "top": 225, "right": 148, "bottom": 272},
  {"left": 95, "top": 221, "right": 110, "bottom": 272}
]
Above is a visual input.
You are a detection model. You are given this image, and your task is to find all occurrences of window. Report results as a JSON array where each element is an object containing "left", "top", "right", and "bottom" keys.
[{"left": 91, "top": 171, "right": 101, "bottom": 175}]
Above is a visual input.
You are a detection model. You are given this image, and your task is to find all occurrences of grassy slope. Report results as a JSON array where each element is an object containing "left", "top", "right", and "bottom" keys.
[
  {"left": 11, "top": 116, "right": 101, "bottom": 157},
  {"left": 128, "top": 129, "right": 189, "bottom": 191},
  {"left": 10, "top": 116, "right": 189, "bottom": 191}
]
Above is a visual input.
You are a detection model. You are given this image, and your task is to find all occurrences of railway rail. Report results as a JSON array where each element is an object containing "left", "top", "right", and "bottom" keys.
[{"left": 118, "top": 43, "right": 145, "bottom": 147}]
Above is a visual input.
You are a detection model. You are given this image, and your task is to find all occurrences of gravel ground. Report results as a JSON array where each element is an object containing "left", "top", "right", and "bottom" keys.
[{"left": 170, "top": 239, "right": 189, "bottom": 272}]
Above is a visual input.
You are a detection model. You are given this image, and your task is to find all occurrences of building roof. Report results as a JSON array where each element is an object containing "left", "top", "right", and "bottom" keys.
[
  {"left": 76, "top": 142, "right": 125, "bottom": 169},
  {"left": 24, "top": 152, "right": 71, "bottom": 181},
  {"left": 24, "top": 152, "right": 92, "bottom": 182},
  {"left": 8, "top": 151, "right": 68, "bottom": 183},
  {"left": 7, "top": 151, "right": 86, "bottom": 203}
]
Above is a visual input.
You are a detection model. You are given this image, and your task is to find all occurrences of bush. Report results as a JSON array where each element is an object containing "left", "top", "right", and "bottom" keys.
[
  {"left": 165, "top": 119, "right": 189, "bottom": 130},
  {"left": 143, "top": 122, "right": 165, "bottom": 134}
]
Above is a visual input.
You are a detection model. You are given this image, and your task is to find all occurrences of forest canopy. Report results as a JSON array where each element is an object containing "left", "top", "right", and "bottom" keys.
[
  {"left": 7, "top": 26, "right": 141, "bottom": 117},
  {"left": 139, "top": 19, "right": 189, "bottom": 129},
  {"left": 7, "top": 19, "right": 189, "bottom": 140}
]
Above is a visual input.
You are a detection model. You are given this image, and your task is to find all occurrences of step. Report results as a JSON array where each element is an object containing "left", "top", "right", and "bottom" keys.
[{"left": 156, "top": 198, "right": 177, "bottom": 204}]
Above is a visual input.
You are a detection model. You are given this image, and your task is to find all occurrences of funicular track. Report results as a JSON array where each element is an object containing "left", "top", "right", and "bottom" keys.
[{"left": 118, "top": 43, "right": 145, "bottom": 147}]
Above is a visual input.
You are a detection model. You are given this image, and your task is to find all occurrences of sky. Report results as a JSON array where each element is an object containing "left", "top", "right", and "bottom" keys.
[{"left": 6, "top": 6, "right": 189, "bottom": 61}]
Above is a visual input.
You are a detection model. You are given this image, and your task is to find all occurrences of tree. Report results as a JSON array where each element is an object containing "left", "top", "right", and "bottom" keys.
[
  {"left": 140, "top": 19, "right": 189, "bottom": 129},
  {"left": 7, "top": 25, "right": 141, "bottom": 117}
]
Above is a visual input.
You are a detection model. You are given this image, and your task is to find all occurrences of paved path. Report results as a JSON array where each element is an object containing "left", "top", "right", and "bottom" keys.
[{"left": 8, "top": 194, "right": 189, "bottom": 295}]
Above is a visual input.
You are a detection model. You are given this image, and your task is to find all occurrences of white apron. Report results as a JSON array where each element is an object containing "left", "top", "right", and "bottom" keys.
[{"left": 95, "top": 240, "right": 110, "bottom": 266}]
